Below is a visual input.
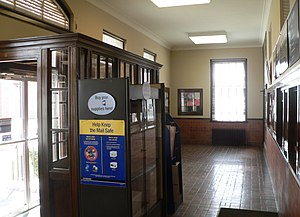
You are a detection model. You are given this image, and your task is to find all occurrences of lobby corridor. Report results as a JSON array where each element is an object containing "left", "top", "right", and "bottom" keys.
[{"left": 171, "top": 145, "right": 278, "bottom": 217}]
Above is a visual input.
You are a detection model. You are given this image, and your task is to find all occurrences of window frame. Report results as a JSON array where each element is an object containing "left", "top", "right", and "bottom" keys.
[
  {"left": 210, "top": 58, "right": 248, "bottom": 122},
  {"left": 0, "top": 0, "right": 73, "bottom": 33}
]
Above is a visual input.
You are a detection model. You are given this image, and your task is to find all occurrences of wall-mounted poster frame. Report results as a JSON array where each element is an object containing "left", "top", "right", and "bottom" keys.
[
  {"left": 287, "top": 0, "right": 300, "bottom": 67},
  {"left": 178, "top": 88, "right": 203, "bottom": 115}
]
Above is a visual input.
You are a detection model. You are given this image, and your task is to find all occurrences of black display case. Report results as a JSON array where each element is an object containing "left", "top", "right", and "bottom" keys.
[{"left": 165, "top": 113, "right": 183, "bottom": 214}]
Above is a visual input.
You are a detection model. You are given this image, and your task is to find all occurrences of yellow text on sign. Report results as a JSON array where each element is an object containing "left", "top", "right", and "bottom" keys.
[{"left": 80, "top": 120, "right": 125, "bottom": 136}]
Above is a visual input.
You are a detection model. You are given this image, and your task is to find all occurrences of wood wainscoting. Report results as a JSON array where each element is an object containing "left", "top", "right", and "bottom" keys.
[
  {"left": 264, "top": 127, "right": 300, "bottom": 217},
  {"left": 174, "top": 118, "right": 263, "bottom": 146}
]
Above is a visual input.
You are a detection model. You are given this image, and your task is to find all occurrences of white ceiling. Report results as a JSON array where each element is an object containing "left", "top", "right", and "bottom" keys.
[{"left": 86, "top": 0, "right": 272, "bottom": 50}]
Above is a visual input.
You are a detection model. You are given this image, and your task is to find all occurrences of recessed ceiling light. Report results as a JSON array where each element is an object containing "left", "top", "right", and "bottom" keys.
[
  {"left": 188, "top": 32, "right": 228, "bottom": 44},
  {"left": 151, "top": 0, "right": 210, "bottom": 8}
]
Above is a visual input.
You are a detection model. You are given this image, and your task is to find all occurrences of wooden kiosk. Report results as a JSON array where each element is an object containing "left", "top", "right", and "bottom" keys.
[{"left": 0, "top": 33, "right": 166, "bottom": 217}]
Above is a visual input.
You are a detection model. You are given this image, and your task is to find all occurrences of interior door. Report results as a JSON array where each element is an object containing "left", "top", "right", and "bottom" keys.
[{"left": 0, "top": 67, "right": 38, "bottom": 217}]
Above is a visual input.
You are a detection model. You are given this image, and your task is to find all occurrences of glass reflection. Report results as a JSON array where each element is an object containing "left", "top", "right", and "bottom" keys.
[{"left": 0, "top": 143, "right": 26, "bottom": 216}]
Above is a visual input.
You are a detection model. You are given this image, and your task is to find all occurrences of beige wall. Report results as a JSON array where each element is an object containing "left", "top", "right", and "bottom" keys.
[
  {"left": 267, "top": 0, "right": 281, "bottom": 59},
  {"left": 0, "top": 14, "right": 55, "bottom": 40},
  {"left": 170, "top": 47, "right": 263, "bottom": 119}
]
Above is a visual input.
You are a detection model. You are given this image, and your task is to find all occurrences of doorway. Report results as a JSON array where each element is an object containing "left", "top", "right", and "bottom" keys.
[{"left": 0, "top": 61, "right": 39, "bottom": 217}]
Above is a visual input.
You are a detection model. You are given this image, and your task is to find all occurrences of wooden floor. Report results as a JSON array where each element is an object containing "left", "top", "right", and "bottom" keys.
[{"left": 171, "top": 144, "right": 278, "bottom": 217}]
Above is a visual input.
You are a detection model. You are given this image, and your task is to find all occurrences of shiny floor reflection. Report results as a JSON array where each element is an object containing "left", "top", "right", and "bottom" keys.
[{"left": 171, "top": 145, "right": 277, "bottom": 217}]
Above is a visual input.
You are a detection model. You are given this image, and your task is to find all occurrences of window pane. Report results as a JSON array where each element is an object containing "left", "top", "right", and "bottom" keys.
[
  {"left": 0, "top": 142, "right": 27, "bottom": 216},
  {"left": 51, "top": 50, "right": 68, "bottom": 88},
  {"left": 28, "top": 139, "right": 39, "bottom": 205},
  {"left": 103, "top": 31, "right": 124, "bottom": 49},
  {"left": 51, "top": 90, "right": 68, "bottom": 129},
  {"left": 131, "top": 65, "right": 136, "bottom": 84},
  {"left": 0, "top": 76, "right": 39, "bottom": 215},
  {"left": 51, "top": 49, "right": 69, "bottom": 165},
  {"left": 0, "top": 80, "right": 24, "bottom": 143},
  {"left": 91, "top": 54, "right": 98, "bottom": 79},
  {"left": 58, "top": 132, "right": 68, "bottom": 160},
  {"left": 107, "top": 58, "right": 113, "bottom": 78},
  {"left": 211, "top": 59, "right": 246, "bottom": 122},
  {"left": 99, "top": 56, "right": 105, "bottom": 78},
  {"left": 28, "top": 81, "right": 37, "bottom": 139},
  {"left": 143, "top": 50, "right": 156, "bottom": 62}
]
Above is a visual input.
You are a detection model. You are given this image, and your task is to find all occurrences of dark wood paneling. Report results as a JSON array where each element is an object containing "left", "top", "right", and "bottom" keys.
[
  {"left": 69, "top": 46, "right": 79, "bottom": 217},
  {"left": 52, "top": 179, "right": 71, "bottom": 217},
  {"left": 264, "top": 128, "right": 300, "bottom": 217},
  {"left": 174, "top": 118, "right": 263, "bottom": 146},
  {"left": 49, "top": 170, "right": 70, "bottom": 217}
]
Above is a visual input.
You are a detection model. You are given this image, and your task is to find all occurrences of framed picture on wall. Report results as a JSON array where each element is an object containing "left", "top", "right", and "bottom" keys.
[
  {"left": 178, "top": 88, "right": 203, "bottom": 115},
  {"left": 287, "top": 0, "right": 300, "bottom": 67}
]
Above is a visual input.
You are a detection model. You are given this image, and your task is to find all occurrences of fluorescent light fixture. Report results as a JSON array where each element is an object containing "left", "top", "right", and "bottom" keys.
[
  {"left": 188, "top": 32, "right": 228, "bottom": 44},
  {"left": 151, "top": 0, "right": 210, "bottom": 8}
]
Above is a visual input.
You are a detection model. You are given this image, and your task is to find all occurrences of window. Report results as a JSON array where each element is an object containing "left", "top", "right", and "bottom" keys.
[
  {"left": 280, "top": 0, "right": 290, "bottom": 28},
  {"left": 0, "top": 0, "right": 70, "bottom": 30},
  {"left": 143, "top": 49, "right": 156, "bottom": 62},
  {"left": 211, "top": 59, "right": 247, "bottom": 122},
  {"left": 0, "top": 77, "right": 39, "bottom": 216},
  {"left": 102, "top": 30, "right": 125, "bottom": 49}
]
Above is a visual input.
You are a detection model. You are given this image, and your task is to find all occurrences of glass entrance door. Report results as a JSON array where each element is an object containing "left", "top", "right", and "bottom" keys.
[{"left": 0, "top": 77, "right": 38, "bottom": 217}]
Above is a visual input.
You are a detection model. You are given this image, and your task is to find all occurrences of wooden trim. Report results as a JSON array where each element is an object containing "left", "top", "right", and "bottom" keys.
[
  {"left": 69, "top": 46, "right": 79, "bottom": 217},
  {"left": 0, "top": 33, "right": 163, "bottom": 70},
  {"left": 39, "top": 48, "right": 51, "bottom": 217}
]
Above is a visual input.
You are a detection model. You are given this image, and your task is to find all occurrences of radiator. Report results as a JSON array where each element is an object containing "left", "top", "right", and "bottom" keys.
[{"left": 212, "top": 128, "right": 246, "bottom": 146}]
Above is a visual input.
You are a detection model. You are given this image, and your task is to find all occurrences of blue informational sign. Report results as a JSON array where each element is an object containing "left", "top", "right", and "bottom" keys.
[{"left": 80, "top": 134, "right": 126, "bottom": 187}]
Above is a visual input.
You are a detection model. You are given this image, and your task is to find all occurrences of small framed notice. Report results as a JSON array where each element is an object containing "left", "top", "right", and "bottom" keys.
[{"left": 178, "top": 88, "right": 203, "bottom": 115}]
